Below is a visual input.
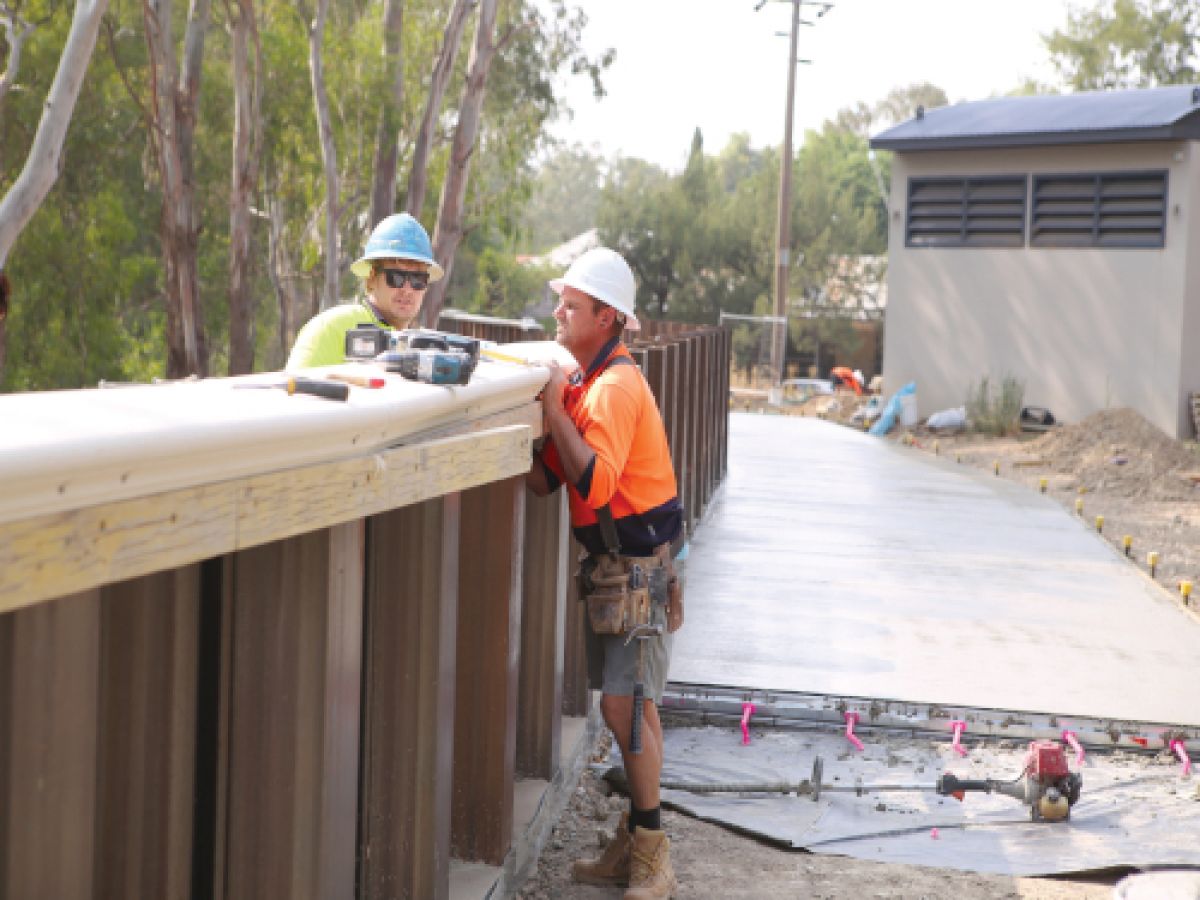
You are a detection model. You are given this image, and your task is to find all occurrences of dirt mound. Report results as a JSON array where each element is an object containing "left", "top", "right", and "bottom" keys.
[
  {"left": 794, "top": 391, "right": 876, "bottom": 423},
  {"left": 1030, "top": 407, "right": 1199, "bottom": 500}
]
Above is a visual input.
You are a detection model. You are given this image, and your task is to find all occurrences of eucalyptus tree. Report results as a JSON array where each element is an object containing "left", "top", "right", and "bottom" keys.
[
  {"left": 0, "top": 0, "right": 90, "bottom": 264},
  {"left": 0, "top": 0, "right": 109, "bottom": 382},
  {"left": 227, "top": 0, "right": 264, "bottom": 374},
  {"left": 0, "top": 0, "right": 164, "bottom": 391},
  {"left": 142, "top": 0, "right": 212, "bottom": 377},
  {"left": 406, "top": 0, "right": 473, "bottom": 220},
  {"left": 423, "top": 0, "right": 503, "bottom": 323},
  {"left": 1046, "top": 0, "right": 1198, "bottom": 89},
  {"left": 296, "top": 0, "right": 340, "bottom": 312},
  {"left": 0, "top": 0, "right": 612, "bottom": 388},
  {"left": 423, "top": 0, "right": 612, "bottom": 322},
  {"left": 0, "top": 1, "right": 36, "bottom": 106}
]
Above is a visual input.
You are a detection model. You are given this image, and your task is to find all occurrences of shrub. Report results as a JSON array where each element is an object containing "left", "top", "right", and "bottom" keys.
[{"left": 966, "top": 375, "right": 1025, "bottom": 436}]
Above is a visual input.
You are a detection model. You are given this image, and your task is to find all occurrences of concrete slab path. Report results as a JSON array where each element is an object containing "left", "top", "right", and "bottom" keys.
[{"left": 670, "top": 413, "right": 1200, "bottom": 727}]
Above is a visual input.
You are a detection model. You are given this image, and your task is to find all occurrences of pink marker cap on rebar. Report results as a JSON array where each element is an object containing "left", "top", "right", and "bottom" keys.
[
  {"left": 1171, "top": 739, "right": 1192, "bottom": 776},
  {"left": 740, "top": 702, "right": 755, "bottom": 746},
  {"left": 844, "top": 711, "right": 864, "bottom": 752},
  {"left": 949, "top": 720, "right": 968, "bottom": 757},
  {"left": 1062, "top": 730, "right": 1085, "bottom": 767}
]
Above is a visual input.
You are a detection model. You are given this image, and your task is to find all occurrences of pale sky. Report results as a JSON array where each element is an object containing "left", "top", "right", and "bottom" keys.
[{"left": 550, "top": 0, "right": 1081, "bottom": 171}]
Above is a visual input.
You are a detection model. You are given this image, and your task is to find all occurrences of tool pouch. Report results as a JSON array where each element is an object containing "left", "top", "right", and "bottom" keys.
[
  {"left": 583, "top": 556, "right": 651, "bottom": 636},
  {"left": 665, "top": 571, "right": 684, "bottom": 634},
  {"left": 645, "top": 542, "right": 683, "bottom": 634}
]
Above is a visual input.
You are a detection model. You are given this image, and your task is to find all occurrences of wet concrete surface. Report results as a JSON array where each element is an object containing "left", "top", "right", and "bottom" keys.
[{"left": 671, "top": 414, "right": 1200, "bottom": 726}]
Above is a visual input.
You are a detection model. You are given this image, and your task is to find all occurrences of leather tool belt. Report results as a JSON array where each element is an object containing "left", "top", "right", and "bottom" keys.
[
  {"left": 583, "top": 553, "right": 653, "bottom": 636},
  {"left": 581, "top": 506, "right": 684, "bottom": 635}
]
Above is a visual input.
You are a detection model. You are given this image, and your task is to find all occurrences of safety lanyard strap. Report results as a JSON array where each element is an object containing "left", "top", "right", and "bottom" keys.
[{"left": 597, "top": 504, "right": 621, "bottom": 558}]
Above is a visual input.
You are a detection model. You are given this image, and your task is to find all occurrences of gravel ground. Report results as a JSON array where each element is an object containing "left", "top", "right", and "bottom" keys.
[
  {"left": 517, "top": 743, "right": 1118, "bottom": 900},
  {"left": 923, "top": 408, "right": 1200, "bottom": 599}
]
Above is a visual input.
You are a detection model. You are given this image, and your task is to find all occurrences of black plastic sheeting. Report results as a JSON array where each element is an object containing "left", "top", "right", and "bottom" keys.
[{"left": 611, "top": 726, "right": 1200, "bottom": 877}]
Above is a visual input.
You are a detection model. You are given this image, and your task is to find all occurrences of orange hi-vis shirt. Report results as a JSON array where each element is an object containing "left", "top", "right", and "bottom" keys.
[{"left": 539, "top": 339, "right": 683, "bottom": 557}]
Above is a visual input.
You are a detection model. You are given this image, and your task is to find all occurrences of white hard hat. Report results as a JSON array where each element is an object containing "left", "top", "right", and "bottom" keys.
[{"left": 549, "top": 247, "right": 640, "bottom": 331}]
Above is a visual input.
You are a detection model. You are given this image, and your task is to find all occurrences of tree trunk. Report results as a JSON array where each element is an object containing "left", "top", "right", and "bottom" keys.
[
  {"left": 367, "top": 0, "right": 403, "bottom": 228},
  {"left": 143, "top": 0, "right": 212, "bottom": 378},
  {"left": 0, "top": 0, "right": 108, "bottom": 268},
  {"left": 0, "top": 4, "right": 36, "bottom": 107},
  {"left": 0, "top": 272, "right": 8, "bottom": 387},
  {"left": 228, "top": 0, "right": 263, "bottom": 375},
  {"left": 304, "top": 0, "right": 340, "bottom": 311},
  {"left": 265, "top": 182, "right": 306, "bottom": 366},
  {"left": 405, "top": 0, "right": 472, "bottom": 219},
  {"left": 424, "top": 0, "right": 500, "bottom": 326}
]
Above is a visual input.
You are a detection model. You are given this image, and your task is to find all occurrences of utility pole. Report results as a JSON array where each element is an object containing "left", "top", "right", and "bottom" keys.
[
  {"left": 772, "top": 0, "right": 801, "bottom": 390},
  {"left": 764, "top": 0, "right": 830, "bottom": 392}
]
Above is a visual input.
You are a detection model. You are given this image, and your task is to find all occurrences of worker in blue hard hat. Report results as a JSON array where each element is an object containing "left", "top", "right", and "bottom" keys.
[{"left": 286, "top": 213, "right": 444, "bottom": 370}]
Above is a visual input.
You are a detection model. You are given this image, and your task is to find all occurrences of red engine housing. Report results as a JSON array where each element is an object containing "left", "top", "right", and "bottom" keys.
[{"left": 1025, "top": 739, "right": 1070, "bottom": 779}]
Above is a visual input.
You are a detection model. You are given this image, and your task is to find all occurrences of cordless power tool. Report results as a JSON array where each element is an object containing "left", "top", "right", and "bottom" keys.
[{"left": 344, "top": 325, "right": 480, "bottom": 386}]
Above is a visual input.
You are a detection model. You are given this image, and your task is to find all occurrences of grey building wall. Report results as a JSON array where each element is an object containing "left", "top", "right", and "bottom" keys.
[
  {"left": 1178, "top": 146, "right": 1200, "bottom": 438},
  {"left": 883, "top": 141, "right": 1197, "bottom": 438}
]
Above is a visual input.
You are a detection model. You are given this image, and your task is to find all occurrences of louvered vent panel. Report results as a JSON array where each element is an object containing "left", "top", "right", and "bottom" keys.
[
  {"left": 1032, "top": 171, "right": 1166, "bottom": 248},
  {"left": 906, "top": 176, "right": 1026, "bottom": 248}
]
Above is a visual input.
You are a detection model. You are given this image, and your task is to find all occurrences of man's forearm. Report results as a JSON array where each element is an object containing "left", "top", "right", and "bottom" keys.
[
  {"left": 545, "top": 405, "right": 595, "bottom": 489},
  {"left": 525, "top": 456, "right": 552, "bottom": 496}
]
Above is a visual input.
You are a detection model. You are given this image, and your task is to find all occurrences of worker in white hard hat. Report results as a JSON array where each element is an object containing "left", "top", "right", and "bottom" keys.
[
  {"left": 286, "top": 212, "right": 443, "bottom": 370},
  {"left": 527, "top": 246, "right": 683, "bottom": 899}
]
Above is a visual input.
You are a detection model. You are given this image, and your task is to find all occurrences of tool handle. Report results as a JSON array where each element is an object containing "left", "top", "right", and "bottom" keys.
[
  {"left": 936, "top": 773, "right": 993, "bottom": 795},
  {"left": 327, "top": 372, "right": 385, "bottom": 389},
  {"left": 287, "top": 377, "right": 350, "bottom": 401},
  {"left": 630, "top": 683, "right": 644, "bottom": 755}
]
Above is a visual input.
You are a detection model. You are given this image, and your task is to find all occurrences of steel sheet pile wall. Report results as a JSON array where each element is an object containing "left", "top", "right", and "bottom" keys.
[
  {"left": 438, "top": 308, "right": 546, "bottom": 344},
  {"left": 0, "top": 317, "right": 728, "bottom": 900}
]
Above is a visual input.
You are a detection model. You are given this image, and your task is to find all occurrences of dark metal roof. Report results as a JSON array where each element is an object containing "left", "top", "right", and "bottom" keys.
[{"left": 870, "top": 84, "right": 1200, "bottom": 152}]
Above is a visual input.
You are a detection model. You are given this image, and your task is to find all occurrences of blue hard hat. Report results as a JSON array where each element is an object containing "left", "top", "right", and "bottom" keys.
[{"left": 351, "top": 213, "right": 444, "bottom": 281}]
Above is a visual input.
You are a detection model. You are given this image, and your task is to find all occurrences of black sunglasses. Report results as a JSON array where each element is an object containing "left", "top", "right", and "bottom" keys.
[{"left": 379, "top": 268, "right": 430, "bottom": 291}]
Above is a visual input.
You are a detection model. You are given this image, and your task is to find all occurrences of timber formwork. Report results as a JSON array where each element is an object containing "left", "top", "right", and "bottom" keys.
[{"left": 0, "top": 318, "right": 729, "bottom": 899}]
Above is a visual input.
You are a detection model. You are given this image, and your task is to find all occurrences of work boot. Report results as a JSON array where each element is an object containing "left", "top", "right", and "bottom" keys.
[
  {"left": 571, "top": 812, "right": 632, "bottom": 886},
  {"left": 623, "top": 827, "right": 677, "bottom": 899}
]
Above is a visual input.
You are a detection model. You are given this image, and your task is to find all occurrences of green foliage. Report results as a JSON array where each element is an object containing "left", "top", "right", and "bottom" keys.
[
  {"left": 0, "top": 0, "right": 610, "bottom": 391},
  {"left": 468, "top": 247, "right": 554, "bottom": 319},
  {"left": 966, "top": 375, "right": 1026, "bottom": 437},
  {"left": 519, "top": 145, "right": 606, "bottom": 251},
  {"left": 1045, "top": 0, "right": 1199, "bottom": 89},
  {"left": 0, "top": 2, "right": 162, "bottom": 390},
  {"left": 592, "top": 111, "right": 888, "bottom": 376},
  {"left": 833, "top": 83, "right": 949, "bottom": 136},
  {"left": 728, "top": 295, "right": 778, "bottom": 384},
  {"left": 435, "top": 0, "right": 615, "bottom": 307}
]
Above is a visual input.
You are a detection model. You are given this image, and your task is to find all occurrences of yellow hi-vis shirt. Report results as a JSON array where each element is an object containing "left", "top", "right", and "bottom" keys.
[{"left": 286, "top": 301, "right": 387, "bottom": 370}]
